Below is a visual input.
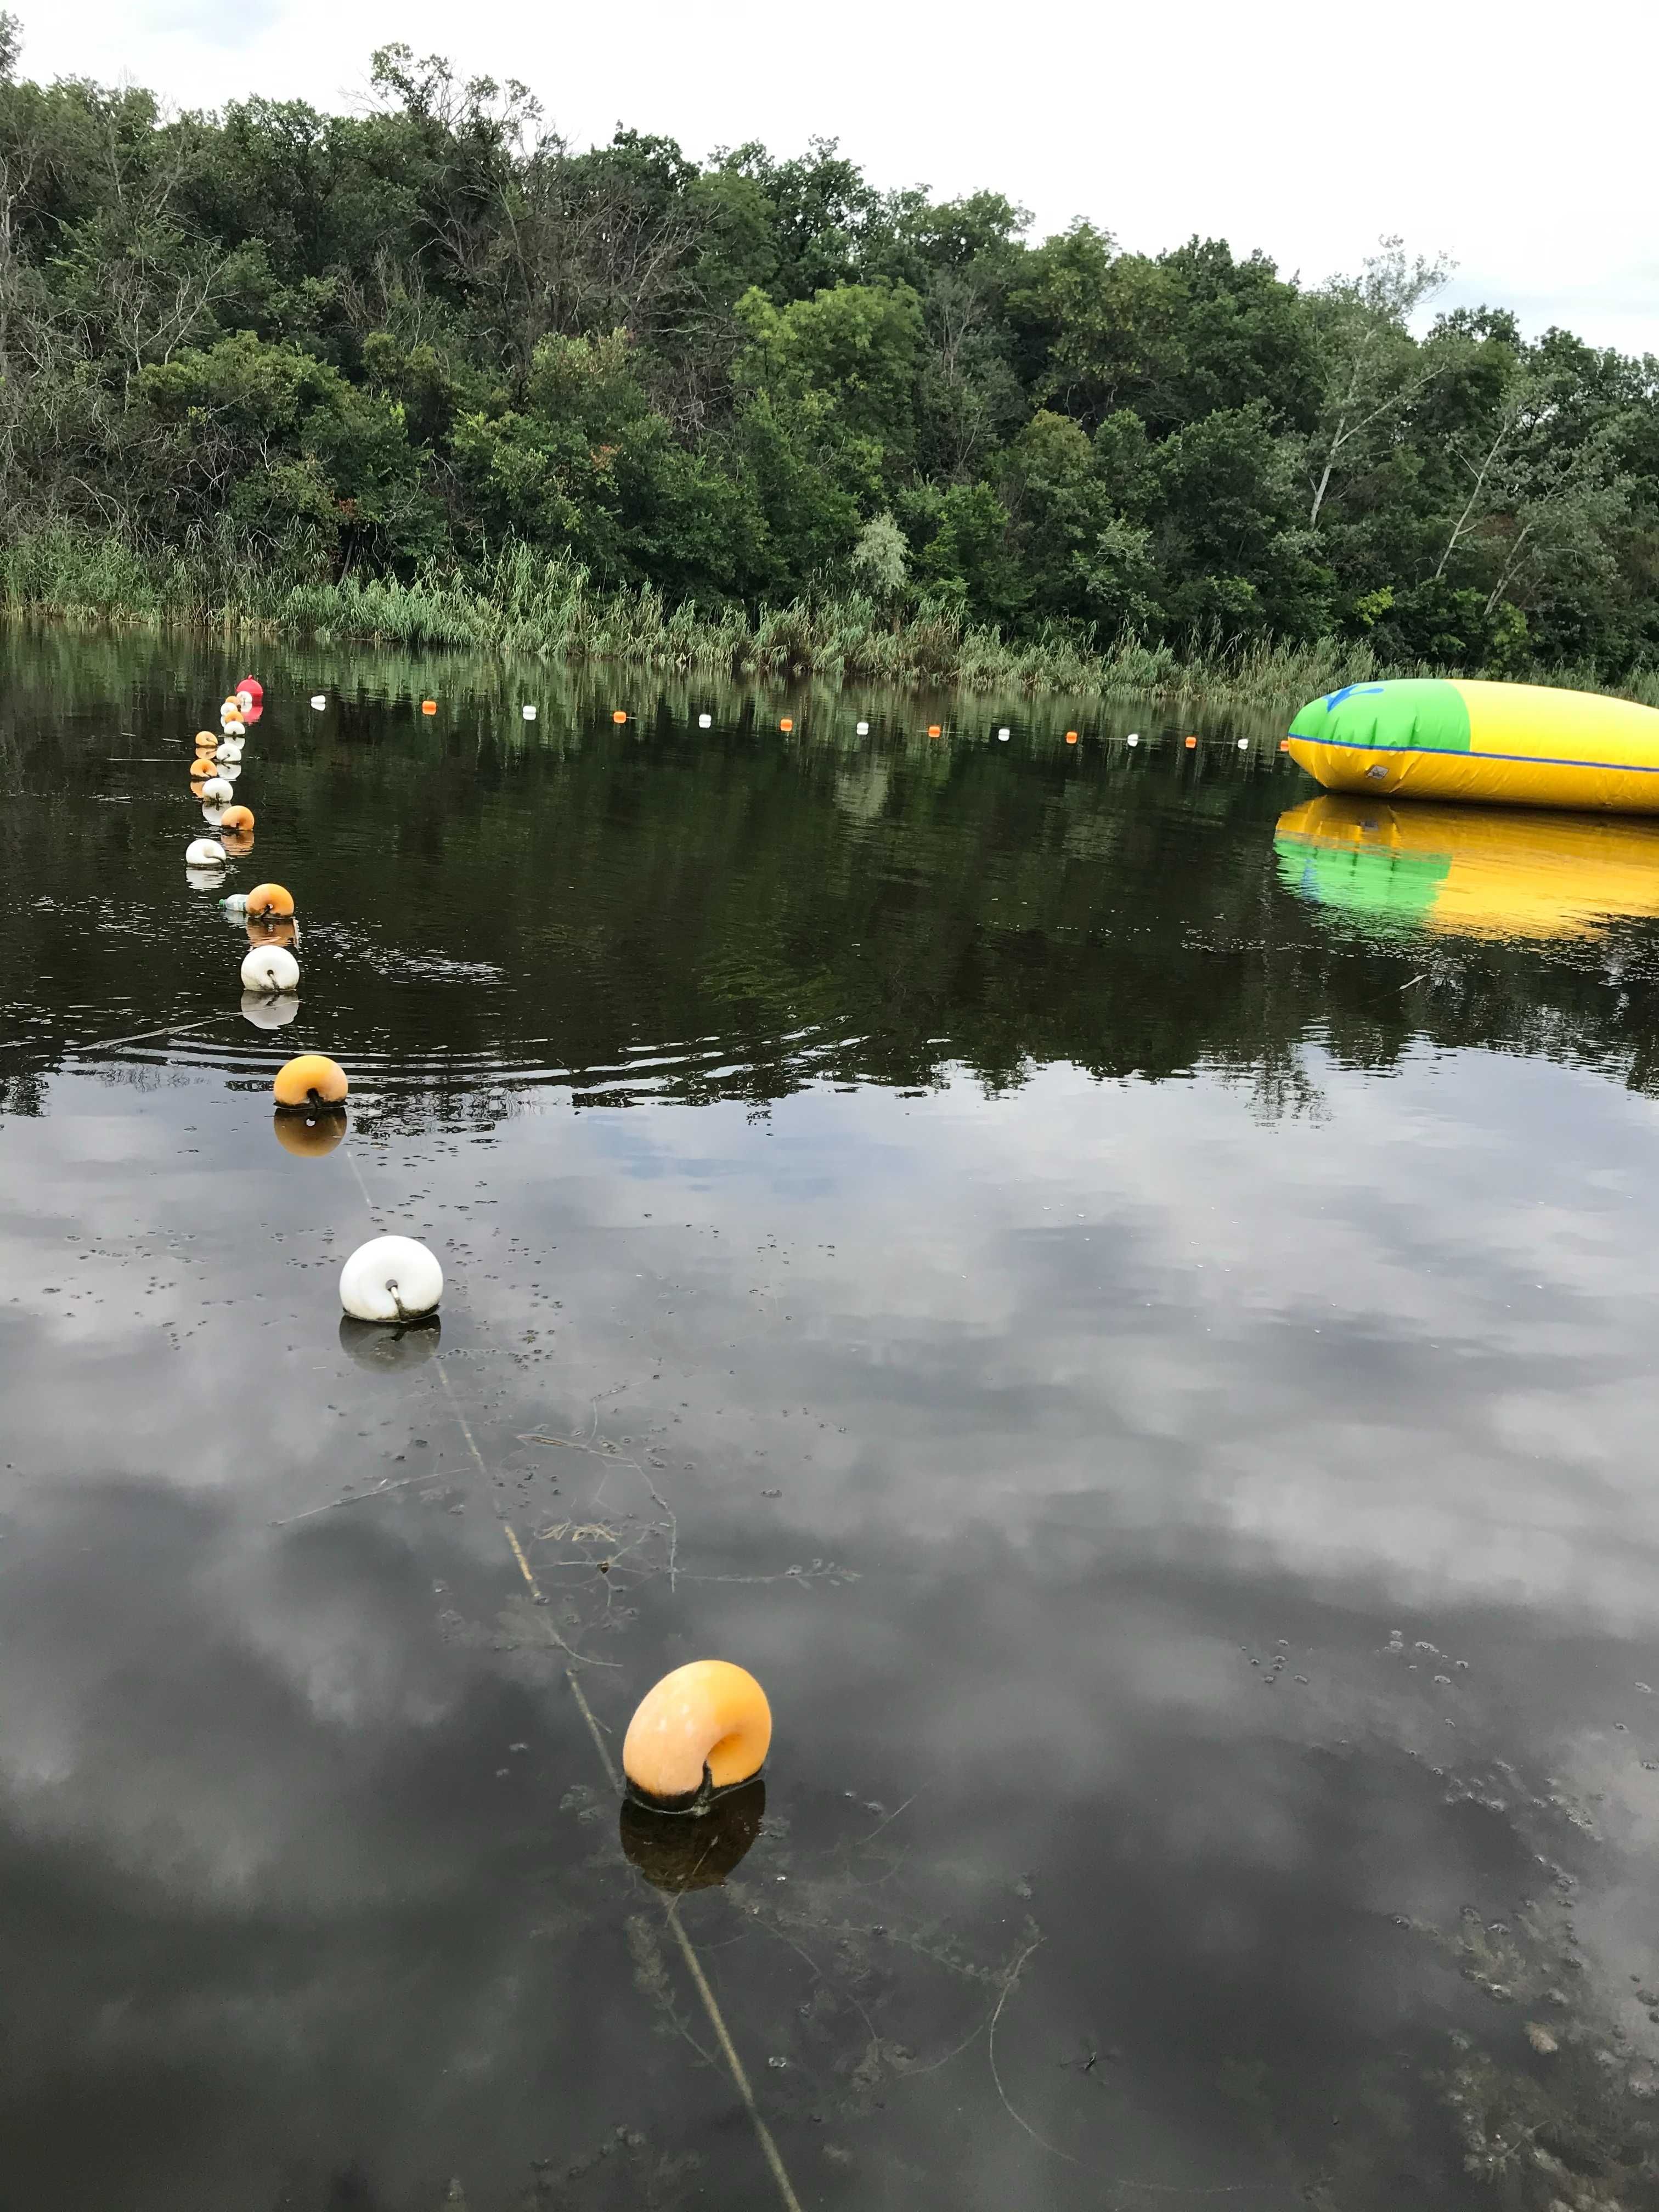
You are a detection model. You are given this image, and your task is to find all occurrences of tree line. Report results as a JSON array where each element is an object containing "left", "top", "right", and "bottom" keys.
[{"left": 2, "top": 22, "right": 1656, "bottom": 680}]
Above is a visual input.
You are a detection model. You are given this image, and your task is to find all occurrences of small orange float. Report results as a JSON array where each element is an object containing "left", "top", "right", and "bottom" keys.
[
  {"left": 928, "top": 724, "right": 943, "bottom": 738},
  {"left": 1184, "top": 735, "right": 1198, "bottom": 749},
  {"left": 1065, "top": 730, "right": 1079, "bottom": 744},
  {"left": 246, "top": 882, "right": 296, "bottom": 917},
  {"left": 421, "top": 699, "right": 437, "bottom": 715},
  {"left": 622, "top": 1660, "right": 772, "bottom": 1809},
  {"left": 780, "top": 717, "right": 794, "bottom": 733},
  {"left": 273, "top": 1053, "right": 348, "bottom": 1112},
  {"left": 612, "top": 709, "right": 628, "bottom": 724}
]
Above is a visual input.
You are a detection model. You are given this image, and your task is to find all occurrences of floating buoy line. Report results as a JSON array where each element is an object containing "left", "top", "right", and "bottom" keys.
[{"left": 157, "top": 669, "right": 802, "bottom": 2212}]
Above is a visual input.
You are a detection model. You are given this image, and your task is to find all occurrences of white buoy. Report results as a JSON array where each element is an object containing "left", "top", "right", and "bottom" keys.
[
  {"left": 698, "top": 712, "right": 713, "bottom": 729},
  {"left": 1126, "top": 733, "right": 1140, "bottom": 747},
  {"left": 186, "top": 837, "right": 227, "bottom": 866},
  {"left": 221, "top": 716, "right": 245, "bottom": 735},
  {"left": 340, "top": 1235, "right": 443, "bottom": 1323},
  {"left": 201, "top": 805, "right": 225, "bottom": 827},
  {"left": 241, "top": 944, "right": 299, "bottom": 995},
  {"left": 240, "top": 991, "right": 298, "bottom": 1030},
  {"left": 217, "top": 740, "right": 243, "bottom": 760},
  {"left": 997, "top": 727, "right": 1011, "bottom": 741},
  {"left": 856, "top": 721, "right": 870, "bottom": 735},
  {"left": 522, "top": 704, "right": 537, "bottom": 720},
  {"left": 200, "top": 776, "right": 233, "bottom": 802},
  {"left": 219, "top": 763, "right": 242, "bottom": 782},
  {"left": 1237, "top": 737, "right": 1248, "bottom": 750},
  {"left": 311, "top": 695, "right": 327, "bottom": 710}
]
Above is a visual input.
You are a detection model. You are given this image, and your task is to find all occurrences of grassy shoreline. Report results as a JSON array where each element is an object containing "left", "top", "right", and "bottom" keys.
[{"left": 5, "top": 527, "right": 1657, "bottom": 715}]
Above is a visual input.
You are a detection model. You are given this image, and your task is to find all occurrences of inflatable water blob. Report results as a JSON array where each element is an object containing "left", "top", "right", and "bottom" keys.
[
  {"left": 619, "top": 1778, "right": 765, "bottom": 1891},
  {"left": 1287, "top": 679, "right": 1659, "bottom": 814},
  {"left": 185, "top": 837, "right": 226, "bottom": 866},
  {"left": 1275, "top": 797, "right": 1659, "bottom": 943},
  {"left": 622, "top": 1660, "right": 771, "bottom": 1810},
  {"left": 339, "top": 1235, "right": 442, "bottom": 1323},
  {"left": 246, "top": 883, "right": 295, "bottom": 917},
  {"left": 241, "top": 944, "right": 299, "bottom": 995},
  {"left": 273, "top": 1108, "right": 347, "bottom": 1159},
  {"left": 273, "top": 1053, "right": 347, "bottom": 1111},
  {"left": 240, "top": 991, "right": 298, "bottom": 1030}
]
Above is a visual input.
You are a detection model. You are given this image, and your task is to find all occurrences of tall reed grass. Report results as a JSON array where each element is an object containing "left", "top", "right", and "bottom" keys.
[{"left": 4, "top": 526, "right": 1655, "bottom": 714}]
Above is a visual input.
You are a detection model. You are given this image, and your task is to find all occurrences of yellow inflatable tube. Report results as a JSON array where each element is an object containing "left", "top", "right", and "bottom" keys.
[
  {"left": 1275, "top": 796, "right": 1659, "bottom": 942},
  {"left": 1287, "top": 679, "right": 1659, "bottom": 813}
]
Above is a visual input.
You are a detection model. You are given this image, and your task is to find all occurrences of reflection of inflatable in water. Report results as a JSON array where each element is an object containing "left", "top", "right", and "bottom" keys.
[
  {"left": 337, "top": 1313, "right": 442, "bottom": 1371},
  {"left": 1276, "top": 796, "right": 1659, "bottom": 941},
  {"left": 1288, "top": 679, "right": 1659, "bottom": 814},
  {"left": 619, "top": 1780, "right": 766, "bottom": 1891}
]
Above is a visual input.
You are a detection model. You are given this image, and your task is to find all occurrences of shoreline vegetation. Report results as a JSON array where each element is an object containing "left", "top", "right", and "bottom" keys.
[
  {"left": 7, "top": 529, "right": 1659, "bottom": 715},
  {"left": 2, "top": 30, "right": 1659, "bottom": 716}
]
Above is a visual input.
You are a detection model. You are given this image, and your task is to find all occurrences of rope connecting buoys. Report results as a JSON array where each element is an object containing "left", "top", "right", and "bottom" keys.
[
  {"left": 219, "top": 804, "right": 253, "bottom": 831},
  {"left": 241, "top": 944, "right": 299, "bottom": 995},
  {"left": 273, "top": 1053, "right": 347, "bottom": 1111},
  {"left": 339, "top": 1235, "right": 443, "bottom": 1323},
  {"left": 622, "top": 1660, "right": 772, "bottom": 1811},
  {"left": 185, "top": 837, "right": 226, "bottom": 866},
  {"left": 246, "top": 883, "right": 295, "bottom": 917}
]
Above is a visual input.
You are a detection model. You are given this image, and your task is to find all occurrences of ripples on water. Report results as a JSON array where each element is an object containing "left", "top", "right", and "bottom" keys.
[{"left": 5, "top": 634, "right": 1659, "bottom": 2210}]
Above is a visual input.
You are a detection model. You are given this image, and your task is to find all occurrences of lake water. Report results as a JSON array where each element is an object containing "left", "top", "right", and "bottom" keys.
[{"left": 5, "top": 631, "right": 1659, "bottom": 2210}]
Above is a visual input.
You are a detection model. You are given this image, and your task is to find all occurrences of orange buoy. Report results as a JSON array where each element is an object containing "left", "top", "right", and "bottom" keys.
[
  {"left": 272, "top": 1109, "right": 346, "bottom": 1158},
  {"left": 1279, "top": 739, "right": 1290, "bottom": 752},
  {"left": 246, "top": 882, "right": 295, "bottom": 917},
  {"left": 612, "top": 709, "right": 628, "bottom": 724},
  {"left": 928, "top": 724, "right": 942, "bottom": 738},
  {"left": 421, "top": 699, "right": 437, "bottom": 715},
  {"left": 780, "top": 717, "right": 794, "bottom": 733},
  {"left": 273, "top": 1053, "right": 348, "bottom": 1112},
  {"left": 623, "top": 1660, "right": 772, "bottom": 1809},
  {"left": 1064, "top": 730, "right": 1079, "bottom": 744},
  {"left": 1184, "top": 735, "right": 1198, "bottom": 749},
  {"left": 219, "top": 804, "right": 253, "bottom": 831}
]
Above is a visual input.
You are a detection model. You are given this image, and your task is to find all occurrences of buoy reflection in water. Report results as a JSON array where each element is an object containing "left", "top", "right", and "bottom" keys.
[
  {"left": 337, "top": 1313, "right": 442, "bottom": 1372},
  {"left": 240, "top": 992, "right": 298, "bottom": 1029},
  {"left": 272, "top": 1107, "right": 347, "bottom": 1157},
  {"left": 619, "top": 1780, "right": 765, "bottom": 1892},
  {"left": 1275, "top": 795, "right": 1659, "bottom": 944}
]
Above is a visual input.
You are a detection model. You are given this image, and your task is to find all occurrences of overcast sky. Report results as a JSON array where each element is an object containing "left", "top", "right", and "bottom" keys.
[{"left": 22, "top": 0, "right": 1659, "bottom": 357}]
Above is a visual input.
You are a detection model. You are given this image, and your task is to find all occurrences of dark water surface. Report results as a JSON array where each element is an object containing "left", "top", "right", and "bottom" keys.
[{"left": 7, "top": 633, "right": 1659, "bottom": 2211}]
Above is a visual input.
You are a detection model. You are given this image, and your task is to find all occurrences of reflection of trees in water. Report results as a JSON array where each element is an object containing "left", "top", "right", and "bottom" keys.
[{"left": 11, "top": 639, "right": 1659, "bottom": 1124}]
